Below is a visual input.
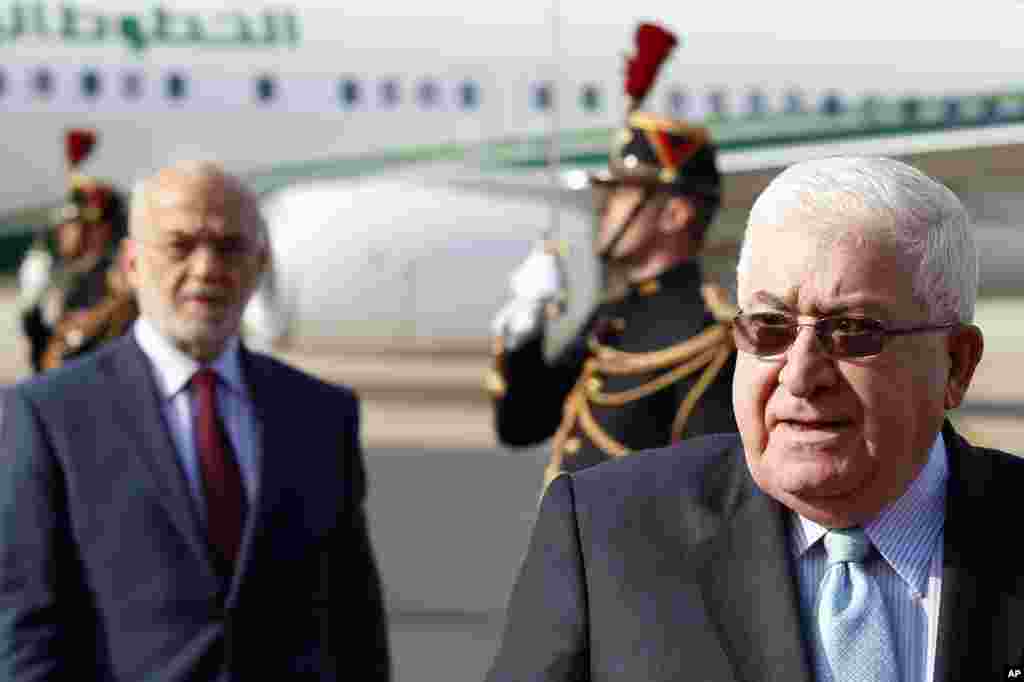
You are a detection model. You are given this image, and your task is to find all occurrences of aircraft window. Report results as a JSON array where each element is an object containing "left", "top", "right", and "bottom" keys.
[
  {"left": 81, "top": 69, "right": 101, "bottom": 98},
  {"left": 981, "top": 96, "right": 1000, "bottom": 122},
  {"left": 256, "top": 75, "right": 276, "bottom": 103},
  {"left": 708, "top": 90, "right": 728, "bottom": 118},
  {"left": 33, "top": 68, "right": 54, "bottom": 98},
  {"left": 900, "top": 98, "right": 920, "bottom": 124},
  {"left": 165, "top": 72, "right": 188, "bottom": 100},
  {"left": 417, "top": 80, "right": 440, "bottom": 109},
  {"left": 861, "top": 94, "right": 881, "bottom": 122},
  {"left": 820, "top": 91, "right": 844, "bottom": 116},
  {"left": 1007, "top": 96, "right": 1024, "bottom": 118},
  {"left": 121, "top": 72, "right": 143, "bottom": 99},
  {"left": 378, "top": 79, "right": 400, "bottom": 109},
  {"left": 745, "top": 89, "right": 766, "bottom": 117},
  {"left": 942, "top": 97, "right": 961, "bottom": 124},
  {"left": 532, "top": 82, "right": 553, "bottom": 111},
  {"left": 784, "top": 90, "right": 804, "bottom": 114},
  {"left": 458, "top": 80, "right": 480, "bottom": 111},
  {"left": 667, "top": 88, "right": 687, "bottom": 116},
  {"left": 339, "top": 78, "right": 361, "bottom": 108},
  {"left": 580, "top": 83, "right": 602, "bottom": 113}
]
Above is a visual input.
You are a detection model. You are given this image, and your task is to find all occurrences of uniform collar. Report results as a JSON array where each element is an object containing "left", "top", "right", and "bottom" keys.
[
  {"left": 629, "top": 259, "right": 702, "bottom": 297},
  {"left": 133, "top": 316, "right": 247, "bottom": 402}
]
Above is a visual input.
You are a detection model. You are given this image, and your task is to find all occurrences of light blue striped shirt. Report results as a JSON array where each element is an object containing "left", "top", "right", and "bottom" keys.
[
  {"left": 133, "top": 317, "right": 262, "bottom": 522},
  {"left": 791, "top": 433, "right": 947, "bottom": 682}
]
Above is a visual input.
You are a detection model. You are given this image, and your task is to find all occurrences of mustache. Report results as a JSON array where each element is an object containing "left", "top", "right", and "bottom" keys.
[{"left": 181, "top": 288, "right": 232, "bottom": 301}]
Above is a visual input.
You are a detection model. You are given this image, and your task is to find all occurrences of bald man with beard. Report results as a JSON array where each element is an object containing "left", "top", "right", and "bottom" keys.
[{"left": 0, "top": 161, "right": 390, "bottom": 680}]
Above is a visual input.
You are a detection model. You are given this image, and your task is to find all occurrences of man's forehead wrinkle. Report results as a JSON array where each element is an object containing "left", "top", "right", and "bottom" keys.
[
  {"left": 146, "top": 183, "right": 247, "bottom": 240},
  {"left": 147, "top": 170, "right": 240, "bottom": 213},
  {"left": 751, "top": 290, "right": 796, "bottom": 309}
]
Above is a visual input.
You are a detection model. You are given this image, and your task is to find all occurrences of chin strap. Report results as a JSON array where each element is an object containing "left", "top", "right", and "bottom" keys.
[{"left": 596, "top": 187, "right": 655, "bottom": 263}]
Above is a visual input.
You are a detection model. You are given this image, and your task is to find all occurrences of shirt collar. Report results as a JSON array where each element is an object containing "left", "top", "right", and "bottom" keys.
[
  {"left": 791, "top": 432, "right": 948, "bottom": 597},
  {"left": 133, "top": 316, "right": 247, "bottom": 401}
]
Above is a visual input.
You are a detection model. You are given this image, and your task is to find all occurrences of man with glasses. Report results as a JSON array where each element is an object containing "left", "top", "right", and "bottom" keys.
[
  {"left": 0, "top": 161, "right": 390, "bottom": 679},
  {"left": 487, "top": 156, "right": 1016, "bottom": 681}
]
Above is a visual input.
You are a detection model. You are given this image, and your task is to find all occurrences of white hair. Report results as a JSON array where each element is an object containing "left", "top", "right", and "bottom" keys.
[
  {"left": 737, "top": 156, "right": 977, "bottom": 323},
  {"left": 129, "top": 159, "right": 269, "bottom": 249}
]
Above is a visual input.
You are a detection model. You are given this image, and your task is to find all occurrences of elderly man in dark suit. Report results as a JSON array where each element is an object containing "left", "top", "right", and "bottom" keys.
[
  {"left": 486, "top": 156, "right": 1019, "bottom": 682},
  {"left": 0, "top": 160, "right": 390, "bottom": 680}
]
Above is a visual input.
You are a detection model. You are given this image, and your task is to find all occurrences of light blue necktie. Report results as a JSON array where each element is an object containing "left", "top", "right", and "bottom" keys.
[{"left": 817, "top": 527, "right": 900, "bottom": 682}]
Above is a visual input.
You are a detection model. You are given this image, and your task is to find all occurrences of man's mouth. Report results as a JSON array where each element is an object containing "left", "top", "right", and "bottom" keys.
[
  {"left": 782, "top": 419, "right": 851, "bottom": 430},
  {"left": 773, "top": 418, "right": 855, "bottom": 440},
  {"left": 184, "top": 293, "right": 229, "bottom": 309}
]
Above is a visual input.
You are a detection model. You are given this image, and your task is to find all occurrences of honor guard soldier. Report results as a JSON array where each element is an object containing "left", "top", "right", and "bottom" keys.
[
  {"left": 17, "top": 129, "right": 138, "bottom": 373},
  {"left": 487, "top": 22, "right": 738, "bottom": 489}
]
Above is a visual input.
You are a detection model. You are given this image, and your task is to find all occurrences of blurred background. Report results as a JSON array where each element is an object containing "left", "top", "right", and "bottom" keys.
[{"left": 1, "top": 1, "right": 1022, "bottom": 679}]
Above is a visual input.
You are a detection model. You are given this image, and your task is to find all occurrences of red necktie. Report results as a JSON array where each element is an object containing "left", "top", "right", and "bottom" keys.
[{"left": 192, "top": 368, "right": 245, "bottom": 571}]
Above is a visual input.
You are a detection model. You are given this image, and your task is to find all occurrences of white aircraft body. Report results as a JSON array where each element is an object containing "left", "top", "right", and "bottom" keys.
[{"left": 3, "top": 0, "right": 1024, "bottom": 347}]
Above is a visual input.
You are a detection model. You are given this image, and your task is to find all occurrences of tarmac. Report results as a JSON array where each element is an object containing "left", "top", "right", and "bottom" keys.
[{"left": 0, "top": 287, "right": 1021, "bottom": 680}]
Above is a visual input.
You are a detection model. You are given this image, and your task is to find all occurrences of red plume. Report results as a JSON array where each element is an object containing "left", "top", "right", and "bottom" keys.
[
  {"left": 65, "top": 129, "right": 97, "bottom": 168},
  {"left": 624, "top": 23, "right": 678, "bottom": 106}
]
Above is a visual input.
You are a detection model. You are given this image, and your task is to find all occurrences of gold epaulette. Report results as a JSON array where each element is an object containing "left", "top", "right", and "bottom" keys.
[{"left": 483, "top": 336, "right": 508, "bottom": 398}]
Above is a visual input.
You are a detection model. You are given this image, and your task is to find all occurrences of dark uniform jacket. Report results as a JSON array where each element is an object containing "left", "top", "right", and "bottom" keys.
[{"left": 493, "top": 260, "right": 737, "bottom": 484}]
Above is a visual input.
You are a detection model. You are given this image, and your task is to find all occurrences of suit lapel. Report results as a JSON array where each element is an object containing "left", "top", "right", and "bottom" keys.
[
  {"left": 227, "top": 347, "right": 299, "bottom": 602},
  {"left": 103, "top": 335, "right": 211, "bottom": 569},
  {"left": 935, "top": 421, "right": 1024, "bottom": 681},
  {"left": 695, "top": 444, "right": 813, "bottom": 682}
]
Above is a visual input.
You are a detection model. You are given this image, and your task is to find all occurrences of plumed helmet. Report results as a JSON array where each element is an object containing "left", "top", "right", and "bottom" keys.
[
  {"left": 589, "top": 23, "right": 721, "bottom": 203},
  {"left": 54, "top": 128, "right": 128, "bottom": 242}
]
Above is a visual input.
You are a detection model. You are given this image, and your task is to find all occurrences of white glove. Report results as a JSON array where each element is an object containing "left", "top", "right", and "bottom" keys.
[
  {"left": 17, "top": 247, "right": 54, "bottom": 309},
  {"left": 491, "top": 244, "right": 564, "bottom": 350},
  {"left": 509, "top": 246, "right": 562, "bottom": 301}
]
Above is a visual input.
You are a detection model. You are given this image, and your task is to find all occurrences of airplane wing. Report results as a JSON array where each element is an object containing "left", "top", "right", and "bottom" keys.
[{"left": 471, "top": 89, "right": 1024, "bottom": 209}]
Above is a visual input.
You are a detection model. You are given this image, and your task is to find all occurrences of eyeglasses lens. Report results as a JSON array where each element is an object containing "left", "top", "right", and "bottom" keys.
[
  {"left": 733, "top": 315, "right": 887, "bottom": 358},
  {"left": 818, "top": 318, "right": 884, "bottom": 358},
  {"left": 733, "top": 315, "right": 796, "bottom": 357}
]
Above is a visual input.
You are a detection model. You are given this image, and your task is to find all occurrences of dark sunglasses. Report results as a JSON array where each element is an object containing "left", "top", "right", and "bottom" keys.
[{"left": 732, "top": 312, "right": 959, "bottom": 359}]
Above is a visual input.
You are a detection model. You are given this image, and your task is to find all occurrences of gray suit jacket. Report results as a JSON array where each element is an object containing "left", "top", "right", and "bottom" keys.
[
  {"left": 0, "top": 334, "right": 390, "bottom": 680},
  {"left": 487, "top": 422, "right": 1024, "bottom": 681}
]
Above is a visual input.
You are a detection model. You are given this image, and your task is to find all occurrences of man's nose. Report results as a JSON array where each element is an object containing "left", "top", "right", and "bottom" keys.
[
  {"left": 778, "top": 325, "right": 838, "bottom": 397},
  {"left": 189, "top": 243, "right": 228, "bottom": 276}
]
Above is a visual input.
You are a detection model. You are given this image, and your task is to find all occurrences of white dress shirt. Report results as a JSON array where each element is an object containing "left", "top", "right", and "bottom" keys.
[
  {"left": 791, "top": 433, "right": 947, "bottom": 682},
  {"left": 133, "top": 317, "right": 262, "bottom": 523}
]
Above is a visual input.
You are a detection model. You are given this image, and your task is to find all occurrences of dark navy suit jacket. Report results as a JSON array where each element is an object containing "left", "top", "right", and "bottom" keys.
[
  {"left": 0, "top": 334, "right": 390, "bottom": 680},
  {"left": 487, "top": 422, "right": 1024, "bottom": 681}
]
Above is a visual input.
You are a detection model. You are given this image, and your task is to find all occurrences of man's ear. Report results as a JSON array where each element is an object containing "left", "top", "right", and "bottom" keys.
[
  {"left": 944, "top": 324, "right": 984, "bottom": 410},
  {"left": 257, "top": 242, "right": 271, "bottom": 275},
  {"left": 122, "top": 237, "right": 139, "bottom": 284},
  {"left": 660, "top": 196, "right": 695, "bottom": 235}
]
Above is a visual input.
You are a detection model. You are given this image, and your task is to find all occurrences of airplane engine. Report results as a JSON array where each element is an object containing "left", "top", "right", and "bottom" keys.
[{"left": 245, "top": 173, "right": 578, "bottom": 349}]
